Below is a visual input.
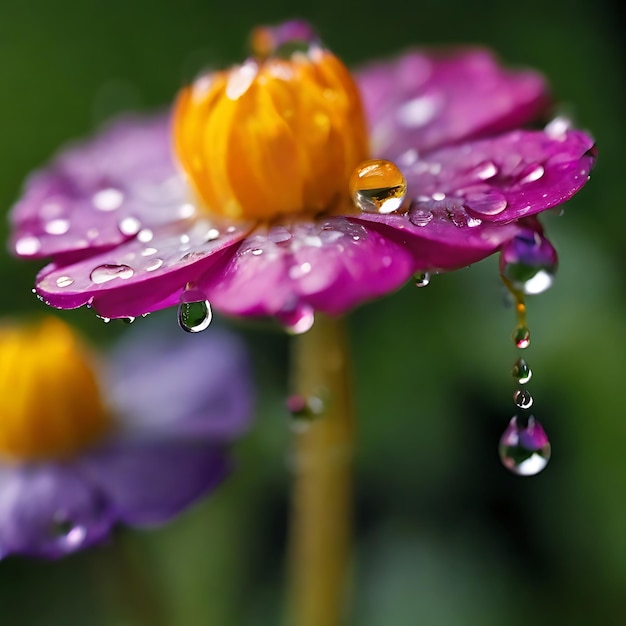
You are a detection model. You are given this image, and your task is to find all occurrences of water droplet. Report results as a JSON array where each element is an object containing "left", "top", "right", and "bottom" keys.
[
  {"left": 277, "top": 303, "right": 315, "bottom": 334},
  {"left": 519, "top": 164, "right": 545, "bottom": 184},
  {"left": 178, "top": 300, "right": 212, "bottom": 333},
  {"left": 93, "top": 188, "right": 124, "bottom": 211},
  {"left": 414, "top": 272, "right": 430, "bottom": 287},
  {"left": 500, "top": 231, "right": 558, "bottom": 295},
  {"left": 55, "top": 275, "right": 74, "bottom": 288},
  {"left": 512, "top": 325, "right": 530, "bottom": 349},
  {"left": 205, "top": 228, "right": 220, "bottom": 242},
  {"left": 465, "top": 190, "right": 508, "bottom": 216},
  {"left": 286, "top": 394, "right": 325, "bottom": 420},
  {"left": 15, "top": 235, "right": 41, "bottom": 256},
  {"left": 44, "top": 218, "right": 70, "bottom": 235},
  {"left": 52, "top": 518, "right": 87, "bottom": 550},
  {"left": 513, "top": 388, "right": 533, "bottom": 409},
  {"left": 512, "top": 358, "right": 532, "bottom": 384},
  {"left": 409, "top": 207, "right": 433, "bottom": 227},
  {"left": 122, "top": 316, "right": 135, "bottom": 324},
  {"left": 350, "top": 159, "right": 407, "bottom": 214},
  {"left": 499, "top": 416, "right": 551, "bottom": 476},
  {"left": 96, "top": 315, "right": 111, "bottom": 323},
  {"left": 118, "top": 216, "right": 141, "bottom": 236},
  {"left": 137, "top": 228, "right": 154, "bottom": 243},
  {"left": 289, "top": 262, "right": 312, "bottom": 280},
  {"left": 471, "top": 160, "right": 498, "bottom": 181},
  {"left": 144, "top": 258, "right": 163, "bottom": 272},
  {"left": 90, "top": 264, "right": 134, "bottom": 284}
]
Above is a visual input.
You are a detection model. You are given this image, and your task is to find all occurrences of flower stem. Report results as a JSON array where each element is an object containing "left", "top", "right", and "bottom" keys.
[{"left": 286, "top": 314, "right": 355, "bottom": 626}]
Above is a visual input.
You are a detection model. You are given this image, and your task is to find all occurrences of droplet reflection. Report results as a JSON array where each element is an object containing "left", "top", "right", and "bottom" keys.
[{"left": 499, "top": 415, "right": 551, "bottom": 476}]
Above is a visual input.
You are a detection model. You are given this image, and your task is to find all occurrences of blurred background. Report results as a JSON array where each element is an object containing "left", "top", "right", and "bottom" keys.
[{"left": 0, "top": 0, "right": 622, "bottom": 624}]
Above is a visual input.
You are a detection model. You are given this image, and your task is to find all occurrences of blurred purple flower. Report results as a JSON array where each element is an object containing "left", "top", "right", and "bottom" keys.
[
  {"left": 9, "top": 22, "right": 595, "bottom": 330},
  {"left": 0, "top": 316, "right": 253, "bottom": 559}
]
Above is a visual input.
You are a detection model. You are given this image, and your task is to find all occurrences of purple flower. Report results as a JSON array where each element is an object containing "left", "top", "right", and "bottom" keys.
[
  {"left": 9, "top": 22, "right": 596, "bottom": 331},
  {"left": 0, "top": 316, "right": 253, "bottom": 559}
]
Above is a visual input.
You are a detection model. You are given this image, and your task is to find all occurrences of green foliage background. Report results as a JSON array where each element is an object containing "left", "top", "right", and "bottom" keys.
[{"left": 0, "top": 0, "right": 622, "bottom": 624}]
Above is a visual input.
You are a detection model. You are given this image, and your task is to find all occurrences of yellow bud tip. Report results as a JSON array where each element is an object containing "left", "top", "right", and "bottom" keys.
[
  {"left": 173, "top": 41, "right": 370, "bottom": 222},
  {"left": 0, "top": 317, "right": 110, "bottom": 462}
]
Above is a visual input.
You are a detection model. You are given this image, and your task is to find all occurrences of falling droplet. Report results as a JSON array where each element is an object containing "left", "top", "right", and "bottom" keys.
[
  {"left": 350, "top": 159, "right": 407, "bottom": 214},
  {"left": 414, "top": 272, "right": 430, "bottom": 287},
  {"left": 90, "top": 264, "right": 134, "bottom": 284},
  {"left": 499, "top": 415, "right": 551, "bottom": 476},
  {"left": 513, "top": 388, "right": 533, "bottom": 409},
  {"left": 178, "top": 299, "right": 212, "bottom": 333},
  {"left": 512, "top": 325, "right": 530, "bottom": 349},
  {"left": 286, "top": 394, "right": 325, "bottom": 420},
  {"left": 512, "top": 358, "right": 532, "bottom": 384},
  {"left": 500, "top": 230, "right": 558, "bottom": 295}
]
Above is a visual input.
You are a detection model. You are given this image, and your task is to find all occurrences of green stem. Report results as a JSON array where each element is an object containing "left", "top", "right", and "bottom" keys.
[{"left": 286, "top": 314, "right": 355, "bottom": 626}]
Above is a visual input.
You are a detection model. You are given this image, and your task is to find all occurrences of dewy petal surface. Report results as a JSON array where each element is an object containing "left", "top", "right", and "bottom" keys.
[
  {"left": 11, "top": 114, "right": 190, "bottom": 260},
  {"left": 356, "top": 49, "right": 549, "bottom": 158}
]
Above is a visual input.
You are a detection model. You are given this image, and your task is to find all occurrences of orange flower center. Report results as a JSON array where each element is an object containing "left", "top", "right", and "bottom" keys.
[
  {"left": 173, "top": 42, "right": 370, "bottom": 221},
  {"left": 0, "top": 317, "right": 110, "bottom": 462}
]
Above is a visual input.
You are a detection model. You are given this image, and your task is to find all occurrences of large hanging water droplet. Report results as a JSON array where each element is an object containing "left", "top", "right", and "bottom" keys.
[
  {"left": 178, "top": 300, "right": 212, "bottom": 333},
  {"left": 512, "top": 325, "right": 530, "bottom": 349},
  {"left": 513, "top": 388, "right": 533, "bottom": 409},
  {"left": 90, "top": 264, "right": 134, "bottom": 284},
  {"left": 500, "top": 230, "right": 558, "bottom": 295},
  {"left": 512, "top": 358, "right": 532, "bottom": 384},
  {"left": 499, "top": 415, "right": 551, "bottom": 476},
  {"left": 350, "top": 159, "right": 407, "bottom": 214}
]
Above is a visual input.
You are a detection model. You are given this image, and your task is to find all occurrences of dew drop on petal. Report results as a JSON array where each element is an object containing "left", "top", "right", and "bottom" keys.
[
  {"left": 93, "top": 188, "right": 124, "bottom": 211},
  {"left": 90, "top": 264, "right": 134, "bottom": 284},
  {"left": 118, "top": 216, "right": 142, "bottom": 236},
  {"left": 178, "top": 300, "right": 212, "bottom": 333},
  {"left": 465, "top": 190, "right": 508, "bottom": 216},
  {"left": 144, "top": 258, "right": 163, "bottom": 272},
  {"left": 15, "top": 235, "right": 41, "bottom": 256},
  {"left": 409, "top": 207, "right": 433, "bottom": 227},
  {"left": 513, "top": 388, "right": 533, "bottom": 409},
  {"left": 512, "top": 358, "right": 532, "bottom": 384},
  {"left": 52, "top": 518, "right": 87, "bottom": 551},
  {"left": 55, "top": 275, "right": 74, "bottom": 288},
  {"left": 471, "top": 160, "right": 498, "bottom": 181},
  {"left": 44, "top": 218, "right": 71, "bottom": 235},
  {"left": 414, "top": 272, "right": 430, "bottom": 287},
  {"left": 512, "top": 325, "right": 530, "bottom": 349},
  {"left": 96, "top": 315, "right": 111, "bottom": 323},
  {"left": 499, "top": 415, "right": 551, "bottom": 476},
  {"left": 350, "top": 159, "right": 407, "bottom": 214},
  {"left": 137, "top": 228, "right": 154, "bottom": 243},
  {"left": 519, "top": 164, "right": 545, "bottom": 184}
]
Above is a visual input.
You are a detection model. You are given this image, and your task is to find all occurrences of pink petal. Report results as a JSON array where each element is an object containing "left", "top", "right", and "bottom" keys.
[
  {"left": 35, "top": 219, "right": 249, "bottom": 317},
  {"left": 398, "top": 128, "right": 596, "bottom": 224},
  {"left": 10, "top": 113, "right": 188, "bottom": 259},
  {"left": 356, "top": 48, "right": 549, "bottom": 159}
]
